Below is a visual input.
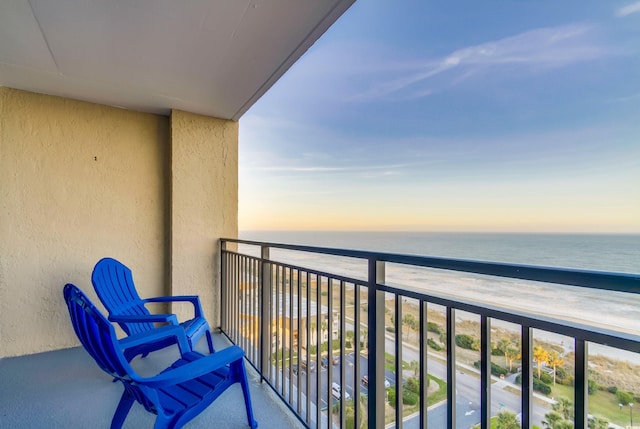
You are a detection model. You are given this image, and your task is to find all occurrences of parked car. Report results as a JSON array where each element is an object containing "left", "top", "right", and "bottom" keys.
[
  {"left": 300, "top": 359, "right": 315, "bottom": 372},
  {"left": 321, "top": 356, "right": 339, "bottom": 368},
  {"left": 331, "top": 382, "right": 351, "bottom": 400},
  {"left": 361, "top": 375, "right": 391, "bottom": 388}
]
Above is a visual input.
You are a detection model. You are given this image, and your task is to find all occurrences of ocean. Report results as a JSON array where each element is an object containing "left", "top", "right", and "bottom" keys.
[{"left": 238, "top": 231, "right": 640, "bottom": 362}]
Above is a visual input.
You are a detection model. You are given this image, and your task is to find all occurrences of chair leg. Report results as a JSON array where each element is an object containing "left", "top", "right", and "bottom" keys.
[
  {"left": 233, "top": 359, "right": 258, "bottom": 429},
  {"left": 110, "top": 390, "right": 135, "bottom": 429},
  {"left": 153, "top": 416, "right": 172, "bottom": 429},
  {"left": 205, "top": 330, "right": 215, "bottom": 354}
]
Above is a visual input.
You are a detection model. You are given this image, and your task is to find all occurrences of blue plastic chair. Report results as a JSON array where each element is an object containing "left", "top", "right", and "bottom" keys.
[
  {"left": 63, "top": 284, "right": 258, "bottom": 429},
  {"left": 92, "top": 257, "right": 214, "bottom": 357}
]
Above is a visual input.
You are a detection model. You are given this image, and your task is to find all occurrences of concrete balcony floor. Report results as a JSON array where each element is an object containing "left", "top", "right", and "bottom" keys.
[{"left": 0, "top": 333, "right": 303, "bottom": 429}]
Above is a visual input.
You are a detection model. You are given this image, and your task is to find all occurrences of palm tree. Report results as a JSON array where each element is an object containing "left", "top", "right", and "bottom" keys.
[
  {"left": 346, "top": 330, "right": 355, "bottom": 349},
  {"left": 360, "top": 328, "right": 368, "bottom": 350},
  {"left": 533, "top": 345, "right": 549, "bottom": 378},
  {"left": 409, "top": 360, "right": 419, "bottom": 377},
  {"left": 587, "top": 417, "right": 609, "bottom": 429},
  {"left": 402, "top": 314, "right": 417, "bottom": 341},
  {"left": 310, "top": 321, "right": 317, "bottom": 346},
  {"left": 495, "top": 411, "right": 520, "bottom": 429},
  {"left": 504, "top": 346, "right": 520, "bottom": 372},
  {"left": 552, "top": 397, "right": 573, "bottom": 421},
  {"left": 542, "top": 411, "right": 563, "bottom": 429},
  {"left": 547, "top": 351, "right": 564, "bottom": 385},
  {"left": 321, "top": 321, "right": 328, "bottom": 343},
  {"left": 496, "top": 338, "right": 511, "bottom": 367}
]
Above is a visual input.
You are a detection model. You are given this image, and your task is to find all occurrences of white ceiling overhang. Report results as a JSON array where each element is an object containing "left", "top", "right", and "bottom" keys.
[{"left": 0, "top": 0, "right": 355, "bottom": 120}]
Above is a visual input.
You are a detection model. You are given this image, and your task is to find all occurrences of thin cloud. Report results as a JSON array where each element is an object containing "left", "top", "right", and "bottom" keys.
[
  {"left": 616, "top": 2, "right": 640, "bottom": 17},
  {"left": 354, "top": 23, "right": 606, "bottom": 101},
  {"left": 258, "top": 162, "right": 420, "bottom": 173}
]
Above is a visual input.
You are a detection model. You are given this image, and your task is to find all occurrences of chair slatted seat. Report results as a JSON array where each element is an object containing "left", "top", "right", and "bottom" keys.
[{"left": 63, "top": 284, "right": 257, "bottom": 429}]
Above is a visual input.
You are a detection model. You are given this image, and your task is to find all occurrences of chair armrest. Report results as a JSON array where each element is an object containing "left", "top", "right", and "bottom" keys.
[
  {"left": 109, "top": 313, "right": 179, "bottom": 325},
  {"left": 137, "top": 346, "right": 245, "bottom": 387},
  {"left": 119, "top": 324, "right": 191, "bottom": 355},
  {"left": 143, "top": 296, "right": 204, "bottom": 318}
]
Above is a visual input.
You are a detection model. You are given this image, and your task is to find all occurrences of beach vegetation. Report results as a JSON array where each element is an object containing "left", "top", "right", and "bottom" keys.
[{"left": 455, "top": 333, "right": 479, "bottom": 350}]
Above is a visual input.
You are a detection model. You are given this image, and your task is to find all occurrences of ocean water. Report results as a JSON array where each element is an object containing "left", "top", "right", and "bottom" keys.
[{"left": 238, "top": 231, "right": 640, "bottom": 362}]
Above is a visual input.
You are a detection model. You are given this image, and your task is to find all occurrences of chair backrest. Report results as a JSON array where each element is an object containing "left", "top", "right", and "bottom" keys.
[
  {"left": 63, "top": 284, "right": 129, "bottom": 378},
  {"left": 92, "top": 257, "right": 153, "bottom": 335}
]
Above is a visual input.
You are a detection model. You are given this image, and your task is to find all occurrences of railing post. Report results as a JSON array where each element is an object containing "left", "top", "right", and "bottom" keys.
[
  {"left": 220, "top": 239, "right": 227, "bottom": 332},
  {"left": 260, "top": 245, "right": 271, "bottom": 383},
  {"left": 521, "top": 325, "right": 533, "bottom": 429},
  {"left": 574, "top": 339, "right": 588, "bottom": 429},
  {"left": 447, "top": 307, "right": 457, "bottom": 429},
  {"left": 367, "top": 258, "right": 386, "bottom": 429},
  {"left": 480, "top": 315, "right": 491, "bottom": 429}
]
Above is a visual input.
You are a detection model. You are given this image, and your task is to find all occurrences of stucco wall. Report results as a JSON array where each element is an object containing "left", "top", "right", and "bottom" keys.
[
  {"left": 0, "top": 88, "right": 170, "bottom": 357},
  {"left": 170, "top": 110, "right": 238, "bottom": 328}
]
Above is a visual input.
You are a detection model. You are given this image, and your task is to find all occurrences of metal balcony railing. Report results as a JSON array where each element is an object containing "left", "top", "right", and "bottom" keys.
[{"left": 220, "top": 238, "right": 640, "bottom": 429}]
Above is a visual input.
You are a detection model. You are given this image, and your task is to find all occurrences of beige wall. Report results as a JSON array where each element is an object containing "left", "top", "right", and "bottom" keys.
[
  {"left": 0, "top": 88, "right": 238, "bottom": 357},
  {"left": 170, "top": 110, "right": 238, "bottom": 328}
]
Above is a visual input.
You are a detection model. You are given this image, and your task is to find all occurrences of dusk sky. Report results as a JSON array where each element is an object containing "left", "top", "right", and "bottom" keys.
[{"left": 239, "top": 0, "right": 640, "bottom": 233}]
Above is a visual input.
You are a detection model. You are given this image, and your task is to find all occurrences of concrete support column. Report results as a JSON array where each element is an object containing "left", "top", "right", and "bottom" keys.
[{"left": 169, "top": 110, "right": 238, "bottom": 328}]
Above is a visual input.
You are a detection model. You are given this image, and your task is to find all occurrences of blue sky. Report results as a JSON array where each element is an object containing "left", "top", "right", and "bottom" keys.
[{"left": 239, "top": 0, "right": 640, "bottom": 233}]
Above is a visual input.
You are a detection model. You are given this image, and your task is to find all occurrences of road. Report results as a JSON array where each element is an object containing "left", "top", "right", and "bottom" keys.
[{"left": 281, "top": 327, "right": 551, "bottom": 428}]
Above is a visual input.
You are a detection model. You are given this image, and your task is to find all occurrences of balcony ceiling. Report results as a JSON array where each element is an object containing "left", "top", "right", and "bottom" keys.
[{"left": 0, "top": 0, "right": 354, "bottom": 120}]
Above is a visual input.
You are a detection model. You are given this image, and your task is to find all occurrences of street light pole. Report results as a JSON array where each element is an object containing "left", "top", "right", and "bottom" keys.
[{"left": 630, "top": 403, "right": 633, "bottom": 428}]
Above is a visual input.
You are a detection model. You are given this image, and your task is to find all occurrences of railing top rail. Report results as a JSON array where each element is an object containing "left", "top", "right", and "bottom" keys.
[{"left": 221, "top": 238, "right": 640, "bottom": 294}]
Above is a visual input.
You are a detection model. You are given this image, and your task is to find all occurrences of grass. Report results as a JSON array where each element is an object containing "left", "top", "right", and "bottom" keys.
[{"left": 548, "top": 383, "right": 630, "bottom": 427}]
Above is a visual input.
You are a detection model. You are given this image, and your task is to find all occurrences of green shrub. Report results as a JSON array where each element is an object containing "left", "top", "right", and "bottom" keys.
[
  {"left": 403, "top": 390, "right": 418, "bottom": 406},
  {"left": 617, "top": 390, "right": 634, "bottom": 404},
  {"left": 427, "top": 322, "right": 442, "bottom": 334},
  {"left": 539, "top": 371, "right": 553, "bottom": 385},
  {"left": 427, "top": 338, "right": 443, "bottom": 351},
  {"left": 473, "top": 361, "right": 508, "bottom": 377},
  {"left": 515, "top": 374, "right": 552, "bottom": 395},
  {"left": 607, "top": 385, "right": 618, "bottom": 394},
  {"left": 535, "top": 378, "right": 552, "bottom": 395},
  {"left": 588, "top": 379, "right": 598, "bottom": 395},
  {"left": 455, "top": 334, "right": 477, "bottom": 350},
  {"left": 405, "top": 377, "right": 419, "bottom": 394}
]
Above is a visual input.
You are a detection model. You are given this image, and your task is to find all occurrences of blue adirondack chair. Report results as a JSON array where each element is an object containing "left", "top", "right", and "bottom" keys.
[
  {"left": 92, "top": 257, "right": 214, "bottom": 357},
  {"left": 63, "top": 284, "right": 258, "bottom": 429}
]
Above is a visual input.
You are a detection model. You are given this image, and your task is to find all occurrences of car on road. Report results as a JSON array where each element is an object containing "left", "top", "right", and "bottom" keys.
[
  {"left": 331, "top": 382, "right": 351, "bottom": 400},
  {"left": 321, "top": 356, "right": 340, "bottom": 368},
  {"left": 293, "top": 360, "right": 316, "bottom": 375},
  {"left": 300, "top": 359, "right": 315, "bottom": 372},
  {"left": 361, "top": 375, "right": 391, "bottom": 388}
]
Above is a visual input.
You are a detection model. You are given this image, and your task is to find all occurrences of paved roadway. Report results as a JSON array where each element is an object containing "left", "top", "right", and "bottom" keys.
[{"left": 283, "top": 329, "right": 551, "bottom": 428}]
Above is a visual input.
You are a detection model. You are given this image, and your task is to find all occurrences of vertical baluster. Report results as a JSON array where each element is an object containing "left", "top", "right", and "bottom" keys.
[
  {"left": 275, "top": 264, "right": 281, "bottom": 391},
  {"left": 354, "top": 282, "right": 362, "bottom": 429},
  {"left": 260, "top": 246, "right": 271, "bottom": 382},
  {"left": 446, "top": 307, "right": 456, "bottom": 429},
  {"left": 367, "top": 258, "right": 386, "bottom": 429},
  {"left": 521, "top": 325, "right": 533, "bottom": 429},
  {"left": 340, "top": 280, "right": 347, "bottom": 428},
  {"left": 480, "top": 315, "right": 492, "bottom": 429},
  {"left": 297, "top": 269, "right": 302, "bottom": 414},
  {"left": 327, "top": 277, "right": 334, "bottom": 428},
  {"left": 281, "top": 266, "right": 287, "bottom": 397},
  {"left": 289, "top": 267, "right": 294, "bottom": 405},
  {"left": 574, "top": 339, "right": 588, "bottom": 429},
  {"left": 395, "top": 294, "right": 404, "bottom": 429},
  {"left": 315, "top": 272, "right": 322, "bottom": 429},
  {"left": 419, "top": 300, "right": 428, "bottom": 429},
  {"left": 220, "top": 241, "right": 227, "bottom": 334},
  {"left": 305, "top": 271, "right": 312, "bottom": 425}
]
